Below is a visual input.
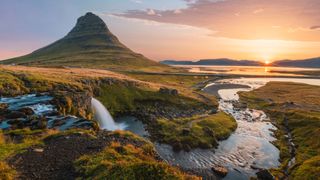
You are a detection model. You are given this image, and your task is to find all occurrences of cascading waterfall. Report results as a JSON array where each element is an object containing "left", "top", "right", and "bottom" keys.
[{"left": 91, "top": 98, "right": 120, "bottom": 130}]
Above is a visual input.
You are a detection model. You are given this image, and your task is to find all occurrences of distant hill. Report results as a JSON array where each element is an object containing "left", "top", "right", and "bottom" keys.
[
  {"left": 271, "top": 57, "right": 320, "bottom": 68},
  {"left": 161, "top": 59, "right": 263, "bottom": 66},
  {"left": 1, "top": 12, "right": 167, "bottom": 71}
]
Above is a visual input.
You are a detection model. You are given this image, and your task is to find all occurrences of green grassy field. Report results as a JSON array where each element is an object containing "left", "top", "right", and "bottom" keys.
[
  {"left": 240, "top": 82, "right": 320, "bottom": 179},
  {"left": 74, "top": 133, "right": 199, "bottom": 180},
  {"left": 154, "top": 112, "right": 237, "bottom": 151}
]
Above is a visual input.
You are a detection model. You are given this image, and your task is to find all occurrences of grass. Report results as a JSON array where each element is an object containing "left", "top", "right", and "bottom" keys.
[
  {"left": 0, "top": 129, "right": 59, "bottom": 179},
  {"left": 239, "top": 82, "right": 320, "bottom": 179},
  {"left": 96, "top": 82, "right": 213, "bottom": 116},
  {"left": 124, "top": 73, "right": 209, "bottom": 88},
  {"left": 74, "top": 142, "right": 199, "bottom": 180},
  {"left": 154, "top": 112, "right": 237, "bottom": 151}
]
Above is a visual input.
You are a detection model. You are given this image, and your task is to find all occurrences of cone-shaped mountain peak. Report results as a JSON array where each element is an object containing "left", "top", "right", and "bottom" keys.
[
  {"left": 66, "top": 13, "right": 114, "bottom": 40},
  {"left": 2, "top": 12, "right": 166, "bottom": 71}
]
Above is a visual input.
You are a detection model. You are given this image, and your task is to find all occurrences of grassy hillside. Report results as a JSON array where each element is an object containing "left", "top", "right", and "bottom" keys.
[
  {"left": 239, "top": 82, "right": 320, "bottom": 179},
  {"left": 1, "top": 13, "right": 169, "bottom": 72}
]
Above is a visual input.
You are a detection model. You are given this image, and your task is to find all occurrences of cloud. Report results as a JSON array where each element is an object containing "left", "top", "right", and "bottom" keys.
[
  {"left": 146, "top": 9, "right": 156, "bottom": 15},
  {"left": 130, "top": 0, "right": 142, "bottom": 4},
  {"left": 253, "top": 8, "right": 264, "bottom": 14},
  {"left": 174, "top": 9, "right": 182, "bottom": 14},
  {"left": 117, "top": 0, "right": 320, "bottom": 41},
  {"left": 310, "top": 25, "right": 320, "bottom": 30}
]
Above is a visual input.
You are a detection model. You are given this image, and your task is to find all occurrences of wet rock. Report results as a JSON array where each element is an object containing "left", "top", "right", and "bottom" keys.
[
  {"left": 33, "top": 117, "right": 47, "bottom": 129},
  {"left": 7, "top": 119, "right": 25, "bottom": 129},
  {"left": 250, "top": 165, "right": 263, "bottom": 170},
  {"left": 33, "top": 148, "right": 44, "bottom": 153},
  {"left": 18, "top": 107, "right": 35, "bottom": 116},
  {"left": 0, "top": 103, "right": 8, "bottom": 111},
  {"left": 211, "top": 165, "right": 228, "bottom": 177},
  {"left": 159, "top": 87, "right": 178, "bottom": 96},
  {"left": 5, "top": 111, "right": 27, "bottom": 119},
  {"left": 172, "top": 142, "right": 183, "bottom": 152},
  {"left": 233, "top": 102, "right": 247, "bottom": 110},
  {"left": 256, "top": 169, "right": 274, "bottom": 180}
]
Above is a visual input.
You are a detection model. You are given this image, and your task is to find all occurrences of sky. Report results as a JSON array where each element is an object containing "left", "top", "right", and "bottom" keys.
[{"left": 1, "top": 0, "right": 320, "bottom": 62}]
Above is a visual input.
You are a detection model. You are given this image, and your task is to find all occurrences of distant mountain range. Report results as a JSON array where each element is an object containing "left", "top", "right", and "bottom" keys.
[
  {"left": 270, "top": 57, "right": 320, "bottom": 68},
  {"left": 161, "top": 57, "right": 320, "bottom": 68},
  {"left": 161, "top": 59, "right": 263, "bottom": 66},
  {"left": 1, "top": 12, "right": 167, "bottom": 71}
]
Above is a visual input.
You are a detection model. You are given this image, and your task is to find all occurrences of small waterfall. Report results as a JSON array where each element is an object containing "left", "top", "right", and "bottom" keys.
[{"left": 91, "top": 98, "right": 120, "bottom": 130}]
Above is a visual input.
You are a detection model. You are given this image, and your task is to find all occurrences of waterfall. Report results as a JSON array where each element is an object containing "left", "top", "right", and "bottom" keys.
[{"left": 91, "top": 98, "right": 120, "bottom": 130}]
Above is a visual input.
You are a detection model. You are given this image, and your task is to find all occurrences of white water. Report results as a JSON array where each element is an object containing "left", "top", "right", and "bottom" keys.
[{"left": 91, "top": 98, "right": 120, "bottom": 131}]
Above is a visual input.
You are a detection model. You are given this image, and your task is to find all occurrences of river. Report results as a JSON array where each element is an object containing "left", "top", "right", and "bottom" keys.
[{"left": 115, "top": 77, "right": 320, "bottom": 179}]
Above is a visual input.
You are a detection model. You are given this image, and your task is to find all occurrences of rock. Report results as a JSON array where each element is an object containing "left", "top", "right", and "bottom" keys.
[
  {"left": 211, "top": 165, "right": 228, "bottom": 177},
  {"left": 250, "top": 165, "right": 263, "bottom": 170},
  {"left": 256, "top": 169, "right": 274, "bottom": 180},
  {"left": 18, "top": 107, "right": 35, "bottom": 116},
  {"left": 172, "top": 142, "right": 183, "bottom": 152},
  {"left": 34, "top": 117, "right": 47, "bottom": 129},
  {"left": 5, "top": 111, "right": 27, "bottom": 119},
  {"left": 181, "top": 128, "right": 190, "bottom": 135},
  {"left": 203, "top": 127, "right": 215, "bottom": 137},
  {"left": 159, "top": 87, "right": 178, "bottom": 96},
  {"left": 7, "top": 119, "right": 25, "bottom": 129},
  {"left": 33, "top": 148, "right": 44, "bottom": 153},
  {"left": 0, "top": 103, "right": 8, "bottom": 110}
]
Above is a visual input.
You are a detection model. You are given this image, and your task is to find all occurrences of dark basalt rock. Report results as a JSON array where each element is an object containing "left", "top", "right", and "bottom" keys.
[
  {"left": 159, "top": 87, "right": 178, "bottom": 96},
  {"left": 17, "top": 107, "right": 35, "bottom": 116},
  {"left": 5, "top": 111, "right": 27, "bottom": 119},
  {"left": 256, "top": 169, "right": 274, "bottom": 180}
]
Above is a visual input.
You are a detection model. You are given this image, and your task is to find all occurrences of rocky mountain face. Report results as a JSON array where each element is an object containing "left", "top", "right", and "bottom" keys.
[{"left": 2, "top": 12, "right": 166, "bottom": 71}]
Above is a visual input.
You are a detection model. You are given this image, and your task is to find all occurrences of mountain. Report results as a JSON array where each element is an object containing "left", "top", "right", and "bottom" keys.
[
  {"left": 271, "top": 57, "right": 320, "bottom": 68},
  {"left": 1, "top": 12, "right": 167, "bottom": 71},
  {"left": 161, "top": 58, "right": 263, "bottom": 66}
]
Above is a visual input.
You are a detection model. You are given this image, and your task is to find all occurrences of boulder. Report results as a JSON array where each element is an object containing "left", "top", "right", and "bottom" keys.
[
  {"left": 212, "top": 165, "right": 228, "bottom": 177},
  {"left": 18, "top": 107, "right": 35, "bottom": 116},
  {"left": 256, "top": 169, "right": 274, "bottom": 180},
  {"left": 159, "top": 87, "right": 178, "bottom": 96},
  {"left": 5, "top": 111, "right": 27, "bottom": 119},
  {"left": 33, "top": 117, "right": 47, "bottom": 129},
  {"left": 181, "top": 128, "right": 190, "bottom": 136},
  {"left": 0, "top": 103, "right": 8, "bottom": 111}
]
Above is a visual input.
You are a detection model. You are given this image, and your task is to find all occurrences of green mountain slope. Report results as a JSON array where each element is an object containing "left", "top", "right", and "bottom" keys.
[{"left": 1, "top": 12, "right": 168, "bottom": 71}]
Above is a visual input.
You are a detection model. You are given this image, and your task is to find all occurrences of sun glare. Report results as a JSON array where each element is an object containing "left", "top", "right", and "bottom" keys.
[{"left": 264, "top": 60, "right": 270, "bottom": 65}]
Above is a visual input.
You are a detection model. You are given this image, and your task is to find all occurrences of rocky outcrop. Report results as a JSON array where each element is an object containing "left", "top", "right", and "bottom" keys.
[
  {"left": 51, "top": 91, "right": 93, "bottom": 120},
  {"left": 256, "top": 169, "right": 274, "bottom": 180},
  {"left": 211, "top": 165, "right": 228, "bottom": 177},
  {"left": 159, "top": 87, "right": 178, "bottom": 96}
]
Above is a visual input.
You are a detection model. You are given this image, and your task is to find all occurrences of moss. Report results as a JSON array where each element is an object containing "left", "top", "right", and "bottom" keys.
[
  {"left": 240, "top": 82, "right": 320, "bottom": 179},
  {"left": 293, "top": 155, "right": 320, "bottom": 180},
  {"left": 153, "top": 112, "right": 237, "bottom": 151},
  {"left": 74, "top": 142, "right": 199, "bottom": 180},
  {"left": 96, "top": 82, "right": 210, "bottom": 116}
]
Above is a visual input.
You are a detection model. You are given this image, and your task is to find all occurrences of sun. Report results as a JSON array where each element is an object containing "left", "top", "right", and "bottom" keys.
[
  {"left": 264, "top": 60, "right": 270, "bottom": 65},
  {"left": 262, "top": 54, "right": 271, "bottom": 65}
]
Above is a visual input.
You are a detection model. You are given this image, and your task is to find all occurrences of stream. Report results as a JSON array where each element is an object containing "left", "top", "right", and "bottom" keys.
[{"left": 106, "top": 77, "right": 320, "bottom": 179}]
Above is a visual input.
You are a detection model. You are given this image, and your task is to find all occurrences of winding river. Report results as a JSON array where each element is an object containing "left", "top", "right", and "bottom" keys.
[{"left": 109, "top": 77, "right": 320, "bottom": 179}]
